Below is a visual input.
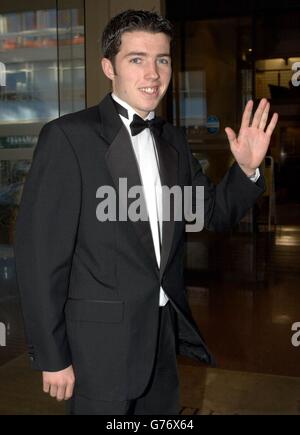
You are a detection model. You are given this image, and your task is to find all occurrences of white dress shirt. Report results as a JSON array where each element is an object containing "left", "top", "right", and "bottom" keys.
[{"left": 112, "top": 93, "right": 169, "bottom": 306}]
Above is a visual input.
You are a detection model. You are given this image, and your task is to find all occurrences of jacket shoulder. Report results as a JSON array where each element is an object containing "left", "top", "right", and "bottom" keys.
[{"left": 43, "top": 105, "right": 100, "bottom": 131}]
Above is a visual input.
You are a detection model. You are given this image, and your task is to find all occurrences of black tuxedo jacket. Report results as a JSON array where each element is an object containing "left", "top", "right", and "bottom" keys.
[{"left": 15, "top": 94, "right": 265, "bottom": 401}]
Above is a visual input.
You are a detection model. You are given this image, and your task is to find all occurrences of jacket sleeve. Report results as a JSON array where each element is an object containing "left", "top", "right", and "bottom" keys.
[
  {"left": 183, "top": 131, "right": 265, "bottom": 231},
  {"left": 14, "top": 121, "right": 81, "bottom": 371}
]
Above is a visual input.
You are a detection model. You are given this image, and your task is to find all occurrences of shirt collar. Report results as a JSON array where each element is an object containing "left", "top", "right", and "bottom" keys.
[{"left": 111, "top": 93, "right": 155, "bottom": 127}]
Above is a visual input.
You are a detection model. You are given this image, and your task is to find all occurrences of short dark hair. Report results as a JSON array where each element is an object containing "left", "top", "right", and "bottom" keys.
[{"left": 102, "top": 9, "right": 174, "bottom": 62}]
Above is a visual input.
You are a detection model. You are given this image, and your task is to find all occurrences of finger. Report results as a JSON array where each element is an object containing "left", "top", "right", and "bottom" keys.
[
  {"left": 43, "top": 381, "right": 50, "bottom": 394},
  {"left": 65, "top": 382, "right": 75, "bottom": 400},
  {"left": 240, "top": 100, "right": 253, "bottom": 129},
  {"left": 56, "top": 385, "right": 67, "bottom": 402},
  {"left": 266, "top": 113, "right": 279, "bottom": 137},
  {"left": 259, "top": 102, "right": 270, "bottom": 130},
  {"left": 225, "top": 127, "right": 238, "bottom": 148},
  {"left": 252, "top": 98, "right": 268, "bottom": 128},
  {"left": 49, "top": 384, "right": 58, "bottom": 398}
]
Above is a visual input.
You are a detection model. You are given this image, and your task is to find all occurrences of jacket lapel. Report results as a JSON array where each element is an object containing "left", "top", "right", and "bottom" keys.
[
  {"left": 98, "top": 95, "right": 158, "bottom": 270},
  {"left": 98, "top": 95, "right": 179, "bottom": 279},
  {"left": 154, "top": 130, "right": 178, "bottom": 280}
]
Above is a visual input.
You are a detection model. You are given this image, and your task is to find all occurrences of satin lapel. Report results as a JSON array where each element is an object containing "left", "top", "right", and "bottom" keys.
[
  {"left": 99, "top": 96, "right": 158, "bottom": 269},
  {"left": 154, "top": 131, "right": 179, "bottom": 280}
]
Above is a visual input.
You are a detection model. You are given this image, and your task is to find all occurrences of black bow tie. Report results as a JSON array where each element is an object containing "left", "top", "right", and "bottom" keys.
[
  {"left": 130, "top": 114, "right": 164, "bottom": 137},
  {"left": 112, "top": 97, "right": 164, "bottom": 137}
]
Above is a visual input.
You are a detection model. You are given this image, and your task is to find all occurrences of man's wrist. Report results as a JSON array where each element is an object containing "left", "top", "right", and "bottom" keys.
[
  {"left": 238, "top": 164, "right": 260, "bottom": 182},
  {"left": 239, "top": 164, "right": 256, "bottom": 177},
  {"left": 248, "top": 168, "right": 260, "bottom": 183}
]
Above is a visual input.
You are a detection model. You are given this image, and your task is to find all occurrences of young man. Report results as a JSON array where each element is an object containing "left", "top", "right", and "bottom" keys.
[{"left": 15, "top": 10, "right": 278, "bottom": 415}]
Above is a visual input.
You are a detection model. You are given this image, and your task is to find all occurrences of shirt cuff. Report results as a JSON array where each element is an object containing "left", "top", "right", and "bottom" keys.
[{"left": 248, "top": 168, "right": 260, "bottom": 183}]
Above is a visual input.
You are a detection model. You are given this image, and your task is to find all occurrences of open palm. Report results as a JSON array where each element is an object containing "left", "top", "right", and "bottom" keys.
[{"left": 225, "top": 99, "right": 278, "bottom": 176}]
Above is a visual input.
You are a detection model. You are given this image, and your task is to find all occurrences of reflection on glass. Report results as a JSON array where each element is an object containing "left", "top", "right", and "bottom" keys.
[
  {"left": 0, "top": 9, "right": 59, "bottom": 123},
  {"left": 172, "top": 18, "right": 252, "bottom": 185},
  {"left": 256, "top": 58, "right": 300, "bottom": 100},
  {"left": 0, "top": 6, "right": 85, "bottom": 124},
  {"left": 0, "top": 4, "right": 85, "bottom": 397},
  {"left": 0, "top": 159, "right": 30, "bottom": 244},
  {"left": 58, "top": 6, "right": 86, "bottom": 115},
  {"left": 172, "top": 18, "right": 252, "bottom": 148},
  {"left": 0, "top": 135, "right": 37, "bottom": 149},
  {"left": 173, "top": 70, "right": 207, "bottom": 137},
  {"left": 0, "top": 1, "right": 85, "bottom": 325},
  {"left": 0, "top": 2, "right": 86, "bottom": 239}
]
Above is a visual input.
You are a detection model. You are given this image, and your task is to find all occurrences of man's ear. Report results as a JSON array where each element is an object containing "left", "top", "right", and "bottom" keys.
[{"left": 101, "top": 58, "right": 115, "bottom": 80}]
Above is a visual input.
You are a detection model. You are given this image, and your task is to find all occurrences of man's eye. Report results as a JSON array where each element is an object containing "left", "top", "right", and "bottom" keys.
[
  {"left": 130, "top": 58, "right": 142, "bottom": 64},
  {"left": 158, "top": 58, "right": 169, "bottom": 65}
]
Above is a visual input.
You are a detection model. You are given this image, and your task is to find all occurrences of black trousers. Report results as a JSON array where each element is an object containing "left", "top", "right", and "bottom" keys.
[{"left": 69, "top": 303, "right": 180, "bottom": 415}]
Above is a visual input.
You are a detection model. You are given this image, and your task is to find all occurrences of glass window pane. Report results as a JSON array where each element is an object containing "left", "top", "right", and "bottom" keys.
[{"left": 0, "top": 0, "right": 85, "bottom": 415}]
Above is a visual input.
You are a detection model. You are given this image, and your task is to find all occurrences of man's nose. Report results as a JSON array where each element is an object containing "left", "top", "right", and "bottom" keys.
[{"left": 145, "top": 61, "right": 160, "bottom": 80}]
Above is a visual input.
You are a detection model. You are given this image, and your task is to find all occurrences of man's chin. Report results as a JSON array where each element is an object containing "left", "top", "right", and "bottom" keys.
[{"left": 139, "top": 100, "right": 161, "bottom": 113}]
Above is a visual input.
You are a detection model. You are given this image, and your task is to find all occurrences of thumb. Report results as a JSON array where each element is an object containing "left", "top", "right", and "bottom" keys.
[
  {"left": 225, "top": 127, "right": 237, "bottom": 142},
  {"left": 225, "top": 127, "right": 238, "bottom": 150}
]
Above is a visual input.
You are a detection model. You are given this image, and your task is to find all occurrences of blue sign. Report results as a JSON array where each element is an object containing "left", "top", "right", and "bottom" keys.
[{"left": 206, "top": 115, "right": 220, "bottom": 134}]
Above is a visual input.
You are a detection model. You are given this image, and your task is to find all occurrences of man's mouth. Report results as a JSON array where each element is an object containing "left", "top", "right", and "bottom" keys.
[{"left": 139, "top": 87, "right": 159, "bottom": 95}]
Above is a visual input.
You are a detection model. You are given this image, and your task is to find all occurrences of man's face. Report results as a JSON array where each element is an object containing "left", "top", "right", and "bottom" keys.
[{"left": 102, "top": 31, "right": 172, "bottom": 118}]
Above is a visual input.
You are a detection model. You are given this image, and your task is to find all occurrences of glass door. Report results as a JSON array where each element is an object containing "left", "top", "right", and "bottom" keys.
[{"left": 0, "top": 0, "right": 85, "bottom": 415}]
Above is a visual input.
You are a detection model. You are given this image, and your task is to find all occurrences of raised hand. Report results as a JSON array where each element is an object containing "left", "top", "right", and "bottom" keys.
[{"left": 225, "top": 99, "right": 278, "bottom": 176}]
